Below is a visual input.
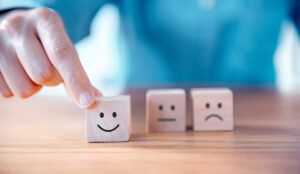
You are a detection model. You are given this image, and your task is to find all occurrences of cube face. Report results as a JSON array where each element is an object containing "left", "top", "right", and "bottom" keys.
[
  {"left": 86, "top": 96, "right": 131, "bottom": 142},
  {"left": 191, "top": 88, "right": 233, "bottom": 131},
  {"left": 146, "top": 89, "right": 186, "bottom": 132}
]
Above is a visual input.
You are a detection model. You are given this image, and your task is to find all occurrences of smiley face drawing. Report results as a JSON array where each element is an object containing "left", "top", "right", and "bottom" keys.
[
  {"left": 191, "top": 88, "right": 233, "bottom": 131},
  {"left": 146, "top": 89, "right": 186, "bottom": 132},
  {"left": 97, "top": 112, "right": 120, "bottom": 132},
  {"left": 86, "top": 96, "right": 131, "bottom": 142}
]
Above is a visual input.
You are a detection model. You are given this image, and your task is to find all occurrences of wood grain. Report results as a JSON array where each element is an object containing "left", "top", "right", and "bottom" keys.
[{"left": 0, "top": 87, "right": 300, "bottom": 174}]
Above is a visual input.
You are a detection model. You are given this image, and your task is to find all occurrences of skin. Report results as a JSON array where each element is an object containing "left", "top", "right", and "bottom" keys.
[{"left": 0, "top": 8, "right": 101, "bottom": 108}]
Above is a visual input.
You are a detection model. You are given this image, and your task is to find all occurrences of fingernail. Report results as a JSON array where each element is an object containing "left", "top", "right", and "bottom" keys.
[{"left": 78, "top": 91, "right": 93, "bottom": 107}]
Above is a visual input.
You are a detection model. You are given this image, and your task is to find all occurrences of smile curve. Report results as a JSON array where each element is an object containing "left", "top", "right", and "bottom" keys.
[
  {"left": 97, "top": 124, "right": 120, "bottom": 132},
  {"left": 204, "top": 114, "right": 223, "bottom": 121}
]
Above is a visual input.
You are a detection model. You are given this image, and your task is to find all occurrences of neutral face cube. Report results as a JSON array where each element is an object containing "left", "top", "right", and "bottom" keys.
[
  {"left": 86, "top": 96, "right": 131, "bottom": 142},
  {"left": 146, "top": 89, "right": 186, "bottom": 132},
  {"left": 191, "top": 88, "right": 233, "bottom": 131}
]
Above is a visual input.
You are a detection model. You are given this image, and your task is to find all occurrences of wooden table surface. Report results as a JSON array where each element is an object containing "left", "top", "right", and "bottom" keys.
[{"left": 0, "top": 87, "right": 300, "bottom": 174}]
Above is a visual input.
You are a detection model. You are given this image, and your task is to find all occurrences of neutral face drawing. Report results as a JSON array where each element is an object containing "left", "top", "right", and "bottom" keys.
[
  {"left": 147, "top": 89, "right": 186, "bottom": 132},
  {"left": 157, "top": 104, "right": 177, "bottom": 122}
]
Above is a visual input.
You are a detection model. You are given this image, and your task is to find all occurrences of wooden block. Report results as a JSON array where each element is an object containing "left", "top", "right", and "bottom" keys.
[
  {"left": 86, "top": 96, "right": 131, "bottom": 142},
  {"left": 191, "top": 88, "right": 233, "bottom": 131},
  {"left": 146, "top": 89, "right": 186, "bottom": 132}
]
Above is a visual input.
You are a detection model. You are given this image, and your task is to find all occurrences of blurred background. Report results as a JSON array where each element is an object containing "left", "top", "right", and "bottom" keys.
[{"left": 36, "top": 2, "right": 300, "bottom": 97}]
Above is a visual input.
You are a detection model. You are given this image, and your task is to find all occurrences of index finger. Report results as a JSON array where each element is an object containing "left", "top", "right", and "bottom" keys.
[{"left": 32, "top": 8, "right": 95, "bottom": 108}]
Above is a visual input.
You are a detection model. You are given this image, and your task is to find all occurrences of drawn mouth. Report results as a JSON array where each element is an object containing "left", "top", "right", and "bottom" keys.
[
  {"left": 204, "top": 114, "right": 223, "bottom": 121},
  {"left": 97, "top": 124, "right": 120, "bottom": 132},
  {"left": 157, "top": 118, "right": 176, "bottom": 122}
]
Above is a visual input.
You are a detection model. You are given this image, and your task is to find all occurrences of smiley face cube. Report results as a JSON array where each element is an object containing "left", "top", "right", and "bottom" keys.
[
  {"left": 191, "top": 88, "right": 233, "bottom": 131},
  {"left": 86, "top": 96, "right": 131, "bottom": 142},
  {"left": 146, "top": 89, "right": 186, "bottom": 132}
]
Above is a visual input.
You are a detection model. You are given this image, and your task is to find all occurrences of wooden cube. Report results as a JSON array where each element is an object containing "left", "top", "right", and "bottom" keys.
[
  {"left": 86, "top": 96, "right": 131, "bottom": 142},
  {"left": 191, "top": 88, "right": 233, "bottom": 131},
  {"left": 146, "top": 89, "right": 186, "bottom": 132}
]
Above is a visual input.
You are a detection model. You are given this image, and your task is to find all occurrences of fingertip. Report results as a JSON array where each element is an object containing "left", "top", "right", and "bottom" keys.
[{"left": 78, "top": 90, "right": 95, "bottom": 109}]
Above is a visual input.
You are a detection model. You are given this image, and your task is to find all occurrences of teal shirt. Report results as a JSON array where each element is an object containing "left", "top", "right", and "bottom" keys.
[{"left": 2, "top": 0, "right": 300, "bottom": 85}]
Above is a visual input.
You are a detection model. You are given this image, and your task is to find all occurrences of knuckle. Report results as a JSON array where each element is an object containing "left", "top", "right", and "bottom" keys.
[
  {"left": 4, "top": 14, "right": 23, "bottom": 27},
  {"left": 51, "top": 43, "right": 73, "bottom": 61},
  {"left": 0, "top": 13, "right": 24, "bottom": 35},
  {"left": 34, "top": 8, "right": 60, "bottom": 23},
  {"left": 31, "top": 66, "right": 54, "bottom": 84}
]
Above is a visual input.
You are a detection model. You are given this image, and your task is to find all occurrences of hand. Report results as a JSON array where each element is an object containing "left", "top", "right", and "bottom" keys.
[{"left": 0, "top": 8, "right": 99, "bottom": 108}]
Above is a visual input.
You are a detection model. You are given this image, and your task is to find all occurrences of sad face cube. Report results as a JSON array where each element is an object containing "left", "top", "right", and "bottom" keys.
[
  {"left": 86, "top": 96, "right": 131, "bottom": 142},
  {"left": 191, "top": 88, "right": 233, "bottom": 131},
  {"left": 146, "top": 89, "right": 186, "bottom": 132}
]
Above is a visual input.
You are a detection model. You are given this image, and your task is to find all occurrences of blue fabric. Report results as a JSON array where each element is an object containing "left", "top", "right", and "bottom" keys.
[{"left": 1, "top": 0, "right": 299, "bottom": 85}]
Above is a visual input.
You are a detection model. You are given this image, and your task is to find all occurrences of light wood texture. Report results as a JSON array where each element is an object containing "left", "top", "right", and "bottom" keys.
[
  {"left": 1, "top": 87, "right": 300, "bottom": 174},
  {"left": 191, "top": 88, "right": 233, "bottom": 131},
  {"left": 146, "top": 89, "right": 186, "bottom": 132},
  {"left": 86, "top": 96, "right": 131, "bottom": 142}
]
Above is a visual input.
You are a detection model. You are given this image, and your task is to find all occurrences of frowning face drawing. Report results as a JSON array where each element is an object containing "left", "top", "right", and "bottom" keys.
[{"left": 191, "top": 88, "right": 233, "bottom": 131}]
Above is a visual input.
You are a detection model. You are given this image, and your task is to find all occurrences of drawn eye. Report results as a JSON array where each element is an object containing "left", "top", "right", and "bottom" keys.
[
  {"left": 100, "top": 112, "right": 104, "bottom": 118},
  {"left": 158, "top": 105, "right": 163, "bottom": 111},
  {"left": 206, "top": 103, "right": 210, "bottom": 109},
  {"left": 218, "top": 103, "right": 222, "bottom": 108},
  {"left": 170, "top": 105, "right": 175, "bottom": 111},
  {"left": 112, "top": 112, "right": 117, "bottom": 118}
]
